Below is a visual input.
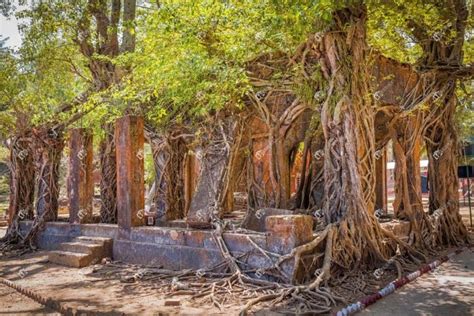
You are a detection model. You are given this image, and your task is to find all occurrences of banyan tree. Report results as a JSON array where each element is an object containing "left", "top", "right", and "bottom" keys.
[{"left": 0, "top": 0, "right": 472, "bottom": 314}]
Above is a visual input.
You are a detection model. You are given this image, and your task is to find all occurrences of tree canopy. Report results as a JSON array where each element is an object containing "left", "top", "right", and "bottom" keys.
[{"left": 0, "top": 0, "right": 472, "bottom": 139}]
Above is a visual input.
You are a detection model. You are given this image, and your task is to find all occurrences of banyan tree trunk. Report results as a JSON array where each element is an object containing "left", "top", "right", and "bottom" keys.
[
  {"left": 247, "top": 97, "right": 310, "bottom": 210},
  {"left": 415, "top": 0, "right": 469, "bottom": 246},
  {"left": 187, "top": 117, "right": 243, "bottom": 227},
  {"left": 425, "top": 92, "right": 468, "bottom": 245},
  {"left": 392, "top": 113, "right": 423, "bottom": 220},
  {"left": 99, "top": 123, "right": 118, "bottom": 223},
  {"left": 295, "top": 132, "right": 325, "bottom": 211},
  {"left": 34, "top": 128, "right": 65, "bottom": 222},
  {"left": 8, "top": 133, "right": 35, "bottom": 221},
  {"left": 148, "top": 133, "right": 187, "bottom": 221},
  {"left": 2, "top": 133, "right": 35, "bottom": 242},
  {"left": 316, "top": 4, "right": 394, "bottom": 271},
  {"left": 391, "top": 112, "right": 433, "bottom": 247}
]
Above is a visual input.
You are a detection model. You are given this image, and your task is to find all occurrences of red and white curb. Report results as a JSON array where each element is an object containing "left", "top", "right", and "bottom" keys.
[
  {"left": 0, "top": 276, "right": 86, "bottom": 315},
  {"left": 334, "top": 248, "right": 467, "bottom": 316}
]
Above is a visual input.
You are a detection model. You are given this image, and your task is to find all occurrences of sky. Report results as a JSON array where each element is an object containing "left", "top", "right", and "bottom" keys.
[{"left": 0, "top": 13, "right": 22, "bottom": 48}]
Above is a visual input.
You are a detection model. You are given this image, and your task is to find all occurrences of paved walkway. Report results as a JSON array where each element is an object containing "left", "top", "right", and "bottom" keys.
[{"left": 360, "top": 248, "right": 474, "bottom": 316}]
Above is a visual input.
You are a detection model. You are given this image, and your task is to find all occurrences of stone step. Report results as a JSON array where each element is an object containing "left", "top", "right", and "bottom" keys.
[
  {"left": 49, "top": 236, "right": 113, "bottom": 268},
  {"left": 74, "top": 236, "right": 113, "bottom": 255},
  {"left": 58, "top": 242, "right": 103, "bottom": 256},
  {"left": 74, "top": 236, "right": 112, "bottom": 246},
  {"left": 48, "top": 250, "right": 94, "bottom": 268}
]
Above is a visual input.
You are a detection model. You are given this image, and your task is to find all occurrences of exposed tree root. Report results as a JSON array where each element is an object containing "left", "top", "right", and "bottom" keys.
[{"left": 86, "top": 221, "right": 429, "bottom": 315}]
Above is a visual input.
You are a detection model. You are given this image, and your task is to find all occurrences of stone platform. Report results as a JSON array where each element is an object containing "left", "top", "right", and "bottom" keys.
[
  {"left": 20, "top": 215, "right": 314, "bottom": 280},
  {"left": 19, "top": 216, "right": 411, "bottom": 282}
]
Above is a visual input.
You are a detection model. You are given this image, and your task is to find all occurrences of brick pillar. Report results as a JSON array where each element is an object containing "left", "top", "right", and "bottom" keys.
[
  {"left": 266, "top": 215, "right": 313, "bottom": 254},
  {"left": 266, "top": 215, "right": 313, "bottom": 283},
  {"left": 68, "top": 128, "right": 94, "bottom": 223},
  {"left": 184, "top": 153, "right": 196, "bottom": 213},
  {"left": 115, "top": 115, "right": 145, "bottom": 229},
  {"left": 375, "top": 148, "right": 388, "bottom": 213}
]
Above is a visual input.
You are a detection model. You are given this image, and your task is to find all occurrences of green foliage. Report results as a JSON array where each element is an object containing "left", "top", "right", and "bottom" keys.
[
  {"left": 0, "top": 2, "right": 90, "bottom": 135},
  {"left": 115, "top": 0, "right": 324, "bottom": 128},
  {"left": 456, "top": 80, "right": 474, "bottom": 141},
  {"left": 0, "top": 0, "right": 472, "bottom": 143},
  {"left": 0, "top": 44, "right": 21, "bottom": 137}
]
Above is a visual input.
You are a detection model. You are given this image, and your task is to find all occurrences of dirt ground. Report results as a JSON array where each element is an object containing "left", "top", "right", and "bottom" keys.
[
  {"left": 0, "top": 282, "right": 59, "bottom": 315},
  {"left": 0, "top": 217, "right": 473, "bottom": 315},
  {"left": 0, "top": 249, "right": 243, "bottom": 315},
  {"left": 0, "top": 242, "right": 472, "bottom": 315}
]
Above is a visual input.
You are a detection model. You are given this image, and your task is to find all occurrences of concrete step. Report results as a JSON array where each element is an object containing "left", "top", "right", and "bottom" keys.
[
  {"left": 48, "top": 250, "right": 94, "bottom": 268},
  {"left": 49, "top": 236, "right": 113, "bottom": 268},
  {"left": 74, "top": 236, "right": 112, "bottom": 247},
  {"left": 73, "top": 236, "right": 113, "bottom": 258},
  {"left": 58, "top": 242, "right": 103, "bottom": 256}
]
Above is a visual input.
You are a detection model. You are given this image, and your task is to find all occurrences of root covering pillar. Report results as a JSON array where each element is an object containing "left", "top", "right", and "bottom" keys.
[
  {"left": 8, "top": 133, "right": 35, "bottom": 224},
  {"left": 375, "top": 148, "right": 388, "bottom": 213},
  {"left": 68, "top": 128, "right": 94, "bottom": 224},
  {"left": 115, "top": 115, "right": 145, "bottom": 229}
]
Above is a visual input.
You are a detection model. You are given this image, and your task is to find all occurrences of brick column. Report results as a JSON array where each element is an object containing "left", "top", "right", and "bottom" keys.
[
  {"left": 68, "top": 128, "right": 94, "bottom": 223},
  {"left": 184, "top": 153, "right": 197, "bottom": 213},
  {"left": 115, "top": 115, "right": 145, "bottom": 229},
  {"left": 266, "top": 215, "right": 313, "bottom": 254},
  {"left": 266, "top": 215, "right": 313, "bottom": 283},
  {"left": 375, "top": 148, "right": 388, "bottom": 213}
]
